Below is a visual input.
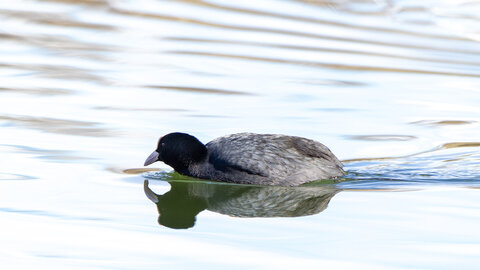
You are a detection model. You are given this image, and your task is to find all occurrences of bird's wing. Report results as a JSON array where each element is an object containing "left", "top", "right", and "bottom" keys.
[{"left": 205, "top": 133, "right": 342, "bottom": 179}]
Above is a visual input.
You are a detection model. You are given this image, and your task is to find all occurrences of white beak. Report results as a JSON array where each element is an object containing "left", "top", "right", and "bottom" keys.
[{"left": 144, "top": 151, "right": 159, "bottom": 166}]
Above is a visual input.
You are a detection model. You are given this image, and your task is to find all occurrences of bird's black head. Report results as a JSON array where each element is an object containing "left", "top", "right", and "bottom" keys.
[{"left": 144, "top": 132, "right": 207, "bottom": 173}]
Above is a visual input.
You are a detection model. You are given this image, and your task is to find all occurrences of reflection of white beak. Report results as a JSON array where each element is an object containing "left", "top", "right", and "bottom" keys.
[
  {"left": 144, "top": 180, "right": 159, "bottom": 203},
  {"left": 144, "top": 151, "right": 159, "bottom": 166}
]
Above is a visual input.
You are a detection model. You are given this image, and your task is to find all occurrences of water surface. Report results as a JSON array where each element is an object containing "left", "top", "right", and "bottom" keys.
[{"left": 0, "top": 0, "right": 479, "bottom": 269}]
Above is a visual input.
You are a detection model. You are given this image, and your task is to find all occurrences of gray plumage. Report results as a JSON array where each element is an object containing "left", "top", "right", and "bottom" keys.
[{"left": 144, "top": 132, "right": 345, "bottom": 186}]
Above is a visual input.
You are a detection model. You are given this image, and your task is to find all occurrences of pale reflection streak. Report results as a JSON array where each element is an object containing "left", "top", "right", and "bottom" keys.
[
  {"left": 39, "top": 0, "right": 474, "bottom": 43},
  {"left": 0, "top": 172, "right": 36, "bottom": 181},
  {"left": 0, "top": 86, "right": 72, "bottom": 96},
  {"left": 0, "top": 115, "right": 115, "bottom": 137},
  {"left": 112, "top": 8, "right": 480, "bottom": 55},
  {"left": 39, "top": 0, "right": 110, "bottom": 7},
  {"left": 343, "top": 141, "right": 480, "bottom": 163},
  {"left": 348, "top": 135, "right": 417, "bottom": 141},
  {"left": 144, "top": 85, "right": 253, "bottom": 96},
  {"left": 163, "top": 36, "right": 480, "bottom": 67},
  {"left": 166, "top": 51, "right": 480, "bottom": 77},
  {"left": 0, "top": 32, "right": 118, "bottom": 52},
  {"left": 342, "top": 143, "right": 480, "bottom": 182},
  {"left": 0, "top": 144, "right": 91, "bottom": 162},
  {"left": 411, "top": 120, "right": 476, "bottom": 126},
  {"left": 2, "top": 1, "right": 478, "bottom": 85},
  {"left": 171, "top": 0, "right": 472, "bottom": 42},
  {"left": 94, "top": 106, "right": 190, "bottom": 112},
  {"left": 0, "top": 63, "right": 110, "bottom": 84},
  {"left": 0, "top": 9, "right": 115, "bottom": 30}
]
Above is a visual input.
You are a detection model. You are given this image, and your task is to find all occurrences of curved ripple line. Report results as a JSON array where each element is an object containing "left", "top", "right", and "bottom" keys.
[
  {"left": 111, "top": 7, "right": 480, "bottom": 55},
  {"left": 0, "top": 87, "right": 72, "bottom": 96},
  {"left": 172, "top": 0, "right": 473, "bottom": 42},
  {"left": 167, "top": 50, "right": 480, "bottom": 77},
  {"left": 164, "top": 37, "right": 480, "bottom": 67},
  {"left": 0, "top": 172, "right": 36, "bottom": 181},
  {"left": 0, "top": 9, "right": 115, "bottom": 31},
  {"left": 0, "top": 115, "right": 115, "bottom": 137},
  {"left": 144, "top": 85, "right": 253, "bottom": 95},
  {"left": 0, "top": 62, "right": 110, "bottom": 84}
]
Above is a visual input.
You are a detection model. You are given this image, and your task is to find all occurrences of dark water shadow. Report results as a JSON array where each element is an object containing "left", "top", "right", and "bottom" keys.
[{"left": 144, "top": 179, "right": 339, "bottom": 229}]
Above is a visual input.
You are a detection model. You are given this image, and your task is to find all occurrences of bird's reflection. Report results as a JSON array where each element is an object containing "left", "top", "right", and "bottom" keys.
[{"left": 144, "top": 180, "right": 340, "bottom": 229}]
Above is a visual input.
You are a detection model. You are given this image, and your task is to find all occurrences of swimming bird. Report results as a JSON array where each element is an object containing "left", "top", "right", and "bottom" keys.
[{"left": 144, "top": 132, "right": 344, "bottom": 186}]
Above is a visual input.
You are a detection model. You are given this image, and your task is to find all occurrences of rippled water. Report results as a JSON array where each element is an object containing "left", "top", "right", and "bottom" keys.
[{"left": 1, "top": 0, "right": 480, "bottom": 269}]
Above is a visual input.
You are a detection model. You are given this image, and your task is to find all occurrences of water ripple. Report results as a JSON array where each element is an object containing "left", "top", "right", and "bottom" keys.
[
  {"left": 348, "top": 135, "right": 417, "bottom": 141},
  {"left": 0, "top": 63, "right": 110, "bottom": 84},
  {"left": 343, "top": 143, "right": 480, "bottom": 187},
  {"left": 164, "top": 36, "right": 480, "bottom": 67},
  {"left": 0, "top": 86, "right": 72, "bottom": 96},
  {"left": 112, "top": 7, "right": 480, "bottom": 55},
  {"left": 167, "top": 50, "right": 480, "bottom": 77},
  {"left": 0, "top": 115, "right": 116, "bottom": 137},
  {"left": 0, "top": 207, "right": 108, "bottom": 221},
  {"left": 144, "top": 85, "right": 254, "bottom": 95},
  {"left": 0, "top": 172, "right": 36, "bottom": 181},
  {"left": 0, "top": 9, "right": 116, "bottom": 31},
  {"left": 1, "top": 144, "right": 91, "bottom": 162},
  {"left": 172, "top": 0, "right": 474, "bottom": 42}
]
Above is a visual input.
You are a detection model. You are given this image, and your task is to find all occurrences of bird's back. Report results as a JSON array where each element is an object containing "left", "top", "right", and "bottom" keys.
[{"left": 198, "top": 133, "right": 344, "bottom": 186}]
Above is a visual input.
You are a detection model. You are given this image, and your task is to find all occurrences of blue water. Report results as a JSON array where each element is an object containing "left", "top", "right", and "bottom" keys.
[{"left": 1, "top": 0, "right": 479, "bottom": 269}]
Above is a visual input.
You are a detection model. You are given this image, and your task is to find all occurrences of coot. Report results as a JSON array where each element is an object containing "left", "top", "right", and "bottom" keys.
[{"left": 144, "top": 132, "right": 344, "bottom": 186}]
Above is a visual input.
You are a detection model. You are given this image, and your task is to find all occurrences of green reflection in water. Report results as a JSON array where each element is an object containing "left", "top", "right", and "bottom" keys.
[{"left": 144, "top": 178, "right": 339, "bottom": 229}]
